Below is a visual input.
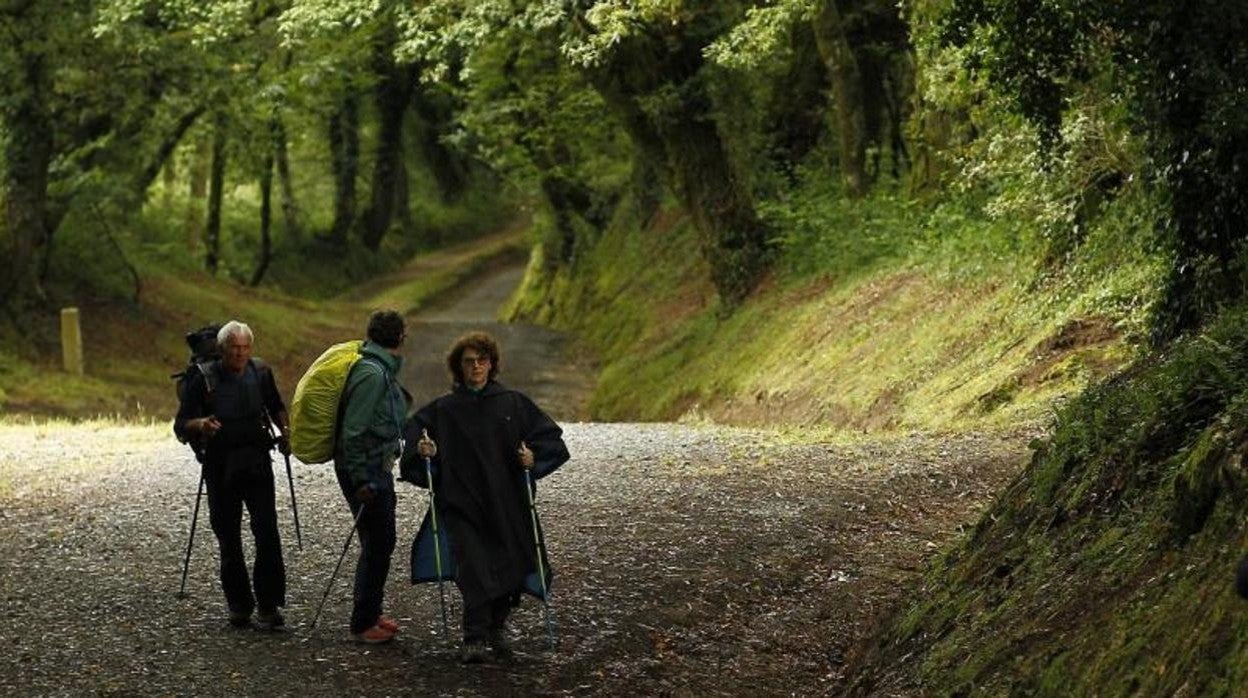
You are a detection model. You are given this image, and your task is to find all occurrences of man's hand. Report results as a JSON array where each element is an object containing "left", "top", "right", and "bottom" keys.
[
  {"left": 355, "top": 484, "right": 375, "bottom": 504},
  {"left": 417, "top": 428, "right": 437, "bottom": 458},
  {"left": 518, "top": 441, "right": 535, "bottom": 470},
  {"left": 197, "top": 416, "right": 222, "bottom": 438},
  {"left": 276, "top": 431, "right": 291, "bottom": 456}
]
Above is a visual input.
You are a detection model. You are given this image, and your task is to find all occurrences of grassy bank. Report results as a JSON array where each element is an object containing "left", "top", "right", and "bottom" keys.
[
  {"left": 0, "top": 227, "right": 526, "bottom": 419},
  {"left": 845, "top": 303, "right": 1248, "bottom": 695},
  {"left": 506, "top": 181, "right": 1159, "bottom": 434}
]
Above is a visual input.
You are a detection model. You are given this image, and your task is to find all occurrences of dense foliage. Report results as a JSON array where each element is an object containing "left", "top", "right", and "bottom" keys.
[
  {"left": 935, "top": 0, "right": 1248, "bottom": 341},
  {"left": 0, "top": 1, "right": 1244, "bottom": 331}
]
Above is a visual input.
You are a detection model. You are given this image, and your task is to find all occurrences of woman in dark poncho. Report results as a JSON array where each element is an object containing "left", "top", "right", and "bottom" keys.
[{"left": 400, "top": 331, "right": 569, "bottom": 663}]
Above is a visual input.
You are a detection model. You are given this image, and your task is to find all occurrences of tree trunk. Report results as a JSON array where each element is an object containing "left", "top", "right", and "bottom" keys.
[
  {"left": 395, "top": 157, "right": 412, "bottom": 230},
  {"left": 162, "top": 153, "right": 177, "bottom": 210},
  {"left": 587, "top": 40, "right": 769, "bottom": 307},
  {"left": 204, "top": 119, "right": 227, "bottom": 274},
  {"left": 412, "top": 82, "right": 468, "bottom": 203},
  {"left": 272, "top": 115, "right": 301, "bottom": 242},
  {"left": 362, "top": 47, "right": 413, "bottom": 251},
  {"left": 812, "top": 0, "right": 868, "bottom": 198},
  {"left": 538, "top": 171, "right": 598, "bottom": 266},
  {"left": 327, "top": 95, "right": 360, "bottom": 247},
  {"left": 186, "top": 134, "right": 210, "bottom": 255},
  {"left": 659, "top": 91, "right": 770, "bottom": 307},
  {"left": 133, "top": 106, "right": 205, "bottom": 201},
  {"left": 1, "top": 50, "right": 53, "bottom": 306},
  {"left": 250, "top": 153, "right": 274, "bottom": 286}
]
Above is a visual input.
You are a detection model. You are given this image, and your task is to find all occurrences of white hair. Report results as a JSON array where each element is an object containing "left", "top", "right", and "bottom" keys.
[{"left": 217, "top": 320, "right": 253, "bottom": 347}]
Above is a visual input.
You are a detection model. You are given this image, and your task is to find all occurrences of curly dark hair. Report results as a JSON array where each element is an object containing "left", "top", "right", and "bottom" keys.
[
  {"left": 366, "top": 309, "right": 406, "bottom": 349},
  {"left": 447, "top": 331, "right": 500, "bottom": 385}
]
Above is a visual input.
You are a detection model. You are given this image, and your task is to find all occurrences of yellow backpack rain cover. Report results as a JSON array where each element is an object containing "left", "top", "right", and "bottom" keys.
[{"left": 289, "top": 340, "right": 363, "bottom": 464}]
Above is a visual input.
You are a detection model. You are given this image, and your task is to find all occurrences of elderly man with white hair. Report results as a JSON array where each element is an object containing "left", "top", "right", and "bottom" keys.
[{"left": 174, "top": 320, "right": 291, "bottom": 631}]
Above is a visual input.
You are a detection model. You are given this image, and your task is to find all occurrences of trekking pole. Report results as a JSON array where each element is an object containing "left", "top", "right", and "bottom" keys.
[
  {"left": 177, "top": 472, "right": 206, "bottom": 598},
  {"left": 310, "top": 504, "right": 366, "bottom": 632},
  {"left": 425, "top": 456, "right": 450, "bottom": 637},
  {"left": 282, "top": 452, "right": 303, "bottom": 550},
  {"left": 523, "top": 468, "right": 557, "bottom": 649},
  {"left": 265, "top": 421, "right": 303, "bottom": 550}
]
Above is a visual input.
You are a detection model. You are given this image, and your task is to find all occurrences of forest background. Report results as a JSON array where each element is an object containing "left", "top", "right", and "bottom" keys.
[{"left": 3, "top": 0, "right": 1248, "bottom": 693}]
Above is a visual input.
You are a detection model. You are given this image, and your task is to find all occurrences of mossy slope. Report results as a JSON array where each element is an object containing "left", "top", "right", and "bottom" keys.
[
  {"left": 506, "top": 198, "right": 1140, "bottom": 433},
  {"left": 845, "top": 306, "right": 1248, "bottom": 695}
]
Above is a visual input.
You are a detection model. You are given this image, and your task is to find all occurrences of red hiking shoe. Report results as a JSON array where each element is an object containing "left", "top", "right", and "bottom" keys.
[
  {"left": 352, "top": 624, "right": 396, "bottom": 644},
  {"left": 378, "top": 615, "right": 400, "bottom": 633}
]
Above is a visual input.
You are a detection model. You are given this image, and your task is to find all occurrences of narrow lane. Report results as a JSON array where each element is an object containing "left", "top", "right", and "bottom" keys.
[
  {"left": 0, "top": 260, "right": 1032, "bottom": 696},
  {"left": 400, "top": 262, "right": 594, "bottom": 420}
]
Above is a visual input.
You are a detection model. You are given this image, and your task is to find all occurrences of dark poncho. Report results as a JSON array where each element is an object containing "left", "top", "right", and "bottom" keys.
[{"left": 400, "top": 381, "right": 569, "bottom": 606}]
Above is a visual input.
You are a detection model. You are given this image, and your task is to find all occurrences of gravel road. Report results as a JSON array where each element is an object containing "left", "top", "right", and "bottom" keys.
[
  {"left": 0, "top": 420, "right": 1029, "bottom": 696},
  {"left": 0, "top": 263, "right": 1034, "bottom": 696}
]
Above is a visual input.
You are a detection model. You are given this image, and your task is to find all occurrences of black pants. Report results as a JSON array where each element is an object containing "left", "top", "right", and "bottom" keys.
[
  {"left": 204, "top": 451, "right": 286, "bottom": 614},
  {"left": 462, "top": 593, "right": 515, "bottom": 642},
  {"left": 336, "top": 469, "right": 396, "bottom": 634}
]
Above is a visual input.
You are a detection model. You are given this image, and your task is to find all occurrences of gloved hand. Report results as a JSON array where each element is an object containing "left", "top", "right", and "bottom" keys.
[
  {"left": 276, "top": 431, "right": 291, "bottom": 456},
  {"left": 355, "top": 483, "right": 376, "bottom": 504}
]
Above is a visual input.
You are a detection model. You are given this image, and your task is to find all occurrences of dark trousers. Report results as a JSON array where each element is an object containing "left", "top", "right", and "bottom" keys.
[
  {"left": 462, "top": 593, "right": 514, "bottom": 642},
  {"left": 336, "top": 470, "right": 396, "bottom": 634},
  {"left": 205, "top": 451, "right": 286, "bottom": 614}
]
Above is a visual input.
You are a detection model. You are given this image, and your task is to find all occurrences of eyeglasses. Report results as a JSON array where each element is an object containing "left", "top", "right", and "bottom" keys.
[{"left": 461, "top": 355, "right": 491, "bottom": 366}]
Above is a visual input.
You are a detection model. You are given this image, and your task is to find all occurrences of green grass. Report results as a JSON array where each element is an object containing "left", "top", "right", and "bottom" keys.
[
  {"left": 508, "top": 173, "right": 1160, "bottom": 433},
  {"left": 0, "top": 216, "right": 526, "bottom": 419},
  {"left": 849, "top": 302, "right": 1248, "bottom": 694}
]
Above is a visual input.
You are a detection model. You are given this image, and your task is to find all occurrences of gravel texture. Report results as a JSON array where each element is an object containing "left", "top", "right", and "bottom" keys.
[{"left": 0, "top": 420, "right": 1030, "bottom": 696}]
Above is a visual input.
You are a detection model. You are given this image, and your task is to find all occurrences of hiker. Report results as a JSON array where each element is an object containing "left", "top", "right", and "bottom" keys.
[
  {"left": 401, "top": 331, "right": 570, "bottom": 663},
  {"left": 174, "top": 320, "right": 290, "bottom": 630},
  {"left": 334, "top": 309, "right": 409, "bottom": 643}
]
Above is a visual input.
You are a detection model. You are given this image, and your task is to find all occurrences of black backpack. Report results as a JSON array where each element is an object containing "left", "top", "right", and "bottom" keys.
[{"left": 172, "top": 324, "right": 222, "bottom": 462}]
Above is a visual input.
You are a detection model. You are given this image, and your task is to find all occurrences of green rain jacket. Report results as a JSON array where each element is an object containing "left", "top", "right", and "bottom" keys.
[{"left": 334, "top": 341, "right": 405, "bottom": 492}]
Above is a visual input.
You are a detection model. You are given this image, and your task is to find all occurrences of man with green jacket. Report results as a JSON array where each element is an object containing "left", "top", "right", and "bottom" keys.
[{"left": 334, "top": 309, "right": 409, "bottom": 643}]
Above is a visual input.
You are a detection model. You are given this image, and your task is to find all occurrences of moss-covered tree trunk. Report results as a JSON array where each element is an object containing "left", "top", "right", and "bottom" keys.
[
  {"left": 185, "top": 134, "right": 209, "bottom": 255},
  {"left": 586, "top": 40, "right": 770, "bottom": 307},
  {"left": 250, "top": 153, "right": 274, "bottom": 287},
  {"left": 538, "top": 170, "right": 596, "bottom": 266},
  {"left": 812, "top": 0, "right": 868, "bottom": 198},
  {"left": 658, "top": 85, "right": 770, "bottom": 306},
  {"left": 412, "top": 83, "right": 468, "bottom": 204},
  {"left": 327, "top": 94, "right": 359, "bottom": 247},
  {"left": 361, "top": 41, "right": 412, "bottom": 252},
  {"left": 0, "top": 50, "right": 53, "bottom": 306},
  {"left": 204, "top": 118, "right": 227, "bottom": 274},
  {"left": 272, "top": 114, "right": 301, "bottom": 242}
]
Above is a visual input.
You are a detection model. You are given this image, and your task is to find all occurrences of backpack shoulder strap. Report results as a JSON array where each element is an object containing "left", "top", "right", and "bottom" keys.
[
  {"left": 249, "top": 357, "right": 275, "bottom": 421},
  {"left": 197, "top": 360, "right": 220, "bottom": 397}
]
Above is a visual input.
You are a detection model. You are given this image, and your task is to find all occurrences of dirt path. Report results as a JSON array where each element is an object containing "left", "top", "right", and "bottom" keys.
[
  {"left": 400, "top": 262, "right": 594, "bottom": 420},
  {"left": 0, "top": 266, "right": 1033, "bottom": 696}
]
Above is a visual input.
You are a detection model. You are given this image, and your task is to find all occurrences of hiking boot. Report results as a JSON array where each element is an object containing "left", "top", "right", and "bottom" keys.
[
  {"left": 255, "top": 609, "right": 286, "bottom": 632},
  {"left": 487, "top": 628, "right": 513, "bottom": 660},
  {"left": 459, "top": 640, "right": 490, "bottom": 664},
  {"left": 352, "top": 624, "right": 396, "bottom": 645},
  {"left": 227, "top": 609, "right": 251, "bottom": 628},
  {"left": 377, "top": 615, "right": 400, "bottom": 633}
]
